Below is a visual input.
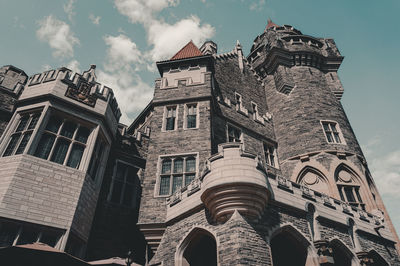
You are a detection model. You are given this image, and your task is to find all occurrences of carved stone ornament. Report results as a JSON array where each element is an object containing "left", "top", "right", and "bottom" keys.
[
  {"left": 65, "top": 78, "right": 97, "bottom": 107},
  {"left": 314, "top": 240, "right": 334, "bottom": 265}
]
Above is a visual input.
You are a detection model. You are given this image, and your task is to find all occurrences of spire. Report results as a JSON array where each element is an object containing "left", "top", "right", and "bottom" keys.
[
  {"left": 170, "top": 40, "right": 203, "bottom": 61},
  {"left": 265, "top": 18, "right": 279, "bottom": 31}
]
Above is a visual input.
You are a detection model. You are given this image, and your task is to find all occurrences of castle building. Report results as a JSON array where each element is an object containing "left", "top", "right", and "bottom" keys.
[{"left": 0, "top": 20, "right": 399, "bottom": 265}]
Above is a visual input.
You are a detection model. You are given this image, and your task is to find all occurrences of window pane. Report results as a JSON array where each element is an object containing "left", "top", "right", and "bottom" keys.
[
  {"left": 27, "top": 114, "right": 40, "bottom": 130},
  {"left": 0, "top": 223, "right": 19, "bottom": 247},
  {"left": 331, "top": 124, "right": 338, "bottom": 133},
  {"left": 355, "top": 188, "right": 363, "bottom": 203},
  {"left": 326, "top": 132, "right": 333, "bottom": 143},
  {"left": 111, "top": 180, "right": 123, "bottom": 203},
  {"left": 159, "top": 176, "right": 170, "bottom": 195},
  {"left": 333, "top": 133, "right": 341, "bottom": 143},
  {"left": 323, "top": 123, "right": 330, "bottom": 132},
  {"left": 338, "top": 186, "right": 345, "bottom": 201},
  {"left": 60, "top": 121, "right": 77, "bottom": 139},
  {"left": 186, "top": 158, "right": 196, "bottom": 172},
  {"left": 185, "top": 174, "right": 195, "bottom": 185},
  {"left": 3, "top": 134, "right": 21, "bottom": 156},
  {"left": 34, "top": 134, "right": 56, "bottom": 159},
  {"left": 172, "top": 175, "right": 183, "bottom": 193},
  {"left": 126, "top": 166, "right": 138, "bottom": 183},
  {"left": 46, "top": 117, "right": 62, "bottom": 133},
  {"left": 123, "top": 183, "right": 134, "bottom": 206},
  {"left": 166, "top": 117, "right": 175, "bottom": 130},
  {"left": 161, "top": 159, "right": 171, "bottom": 174},
  {"left": 187, "top": 115, "right": 196, "bottom": 128},
  {"left": 75, "top": 127, "right": 90, "bottom": 143},
  {"left": 66, "top": 144, "right": 85, "bottom": 168},
  {"left": 40, "top": 232, "right": 59, "bottom": 247},
  {"left": 15, "top": 132, "right": 32, "bottom": 155},
  {"left": 50, "top": 139, "right": 70, "bottom": 164},
  {"left": 16, "top": 116, "right": 29, "bottom": 132},
  {"left": 344, "top": 187, "right": 356, "bottom": 202},
  {"left": 174, "top": 159, "right": 183, "bottom": 173}
]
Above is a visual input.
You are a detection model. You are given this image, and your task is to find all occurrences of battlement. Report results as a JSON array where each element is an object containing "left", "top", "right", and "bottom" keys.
[{"left": 24, "top": 65, "right": 121, "bottom": 120}]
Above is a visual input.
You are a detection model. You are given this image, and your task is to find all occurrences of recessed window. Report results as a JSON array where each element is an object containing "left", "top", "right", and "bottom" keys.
[
  {"left": 159, "top": 156, "right": 197, "bottom": 196},
  {"left": 165, "top": 106, "right": 177, "bottom": 131},
  {"left": 252, "top": 102, "right": 258, "bottom": 120},
  {"left": 235, "top": 93, "right": 242, "bottom": 111},
  {"left": 264, "top": 143, "right": 276, "bottom": 168},
  {"left": 336, "top": 166, "right": 365, "bottom": 210},
  {"left": 2, "top": 113, "right": 41, "bottom": 157},
  {"left": 34, "top": 115, "right": 90, "bottom": 169},
  {"left": 185, "top": 104, "right": 198, "bottom": 129},
  {"left": 227, "top": 124, "right": 242, "bottom": 143},
  {"left": 88, "top": 138, "right": 105, "bottom": 180},
  {"left": 109, "top": 161, "right": 139, "bottom": 207},
  {"left": 321, "top": 121, "right": 343, "bottom": 144}
]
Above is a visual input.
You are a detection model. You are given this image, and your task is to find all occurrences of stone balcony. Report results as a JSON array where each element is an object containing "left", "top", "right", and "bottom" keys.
[{"left": 200, "top": 143, "right": 270, "bottom": 223}]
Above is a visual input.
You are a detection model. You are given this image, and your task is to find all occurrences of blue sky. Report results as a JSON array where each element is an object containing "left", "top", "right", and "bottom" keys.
[{"left": 1, "top": 0, "right": 399, "bottom": 234}]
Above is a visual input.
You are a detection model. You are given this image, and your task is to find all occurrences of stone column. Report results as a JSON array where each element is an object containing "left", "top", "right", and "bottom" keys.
[{"left": 314, "top": 240, "right": 334, "bottom": 265}]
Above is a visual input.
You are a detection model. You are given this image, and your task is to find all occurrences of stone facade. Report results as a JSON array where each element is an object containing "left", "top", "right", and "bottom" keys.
[{"left": 0, "top": 20, "right": 399, "bottom": 266}]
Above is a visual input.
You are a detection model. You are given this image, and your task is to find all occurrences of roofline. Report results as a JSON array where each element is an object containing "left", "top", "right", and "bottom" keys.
[
  {"left": 127, "top": 100, "right": 154, "bottom": 133},
  {"left": 2, "top": 65, "right": 28, "bottom": 77},
  {"left": 156, "top": 54, "right": 214, "bottom": 76}
]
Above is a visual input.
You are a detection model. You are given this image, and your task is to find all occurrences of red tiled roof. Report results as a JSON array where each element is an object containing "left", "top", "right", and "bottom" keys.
[
  {"left": 170, "top": 41, "right": 203, "bottom": 61},
  {"left": 265, "top": 19, "right": 279, "bottom": 31}
]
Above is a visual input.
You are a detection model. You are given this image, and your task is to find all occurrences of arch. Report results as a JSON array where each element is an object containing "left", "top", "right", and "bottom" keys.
[
  {"left": 175, "top": 227, "right": 218, "bottom": 266},
  {"left": 269, "top": 224, "right": 318, "bottom": 266},
  {"left": 297, "top": 166, "right": 332, "bottom": 195},
  {"left": 329, "top": 238, "right": 358, "bottom": 266},
  {"left": 367, "top": 249, "right": 389, "bottom": 266}
]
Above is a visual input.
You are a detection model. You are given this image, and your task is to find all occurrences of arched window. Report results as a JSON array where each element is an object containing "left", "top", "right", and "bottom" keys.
[
  {"left": 270, "top": 228, "right": 309, "bottom": 266},
  {"left": 176, "top": 228, "right": 217, "bottom": 266},
  {"left": 335, "top": 165, "right": 365, "bottom": 210},
  {"left": 368, "top": 250, "right": 389, "bottom": 266},
  {"left": 297, "top": 167, "right": 330, "bottom": 195},
  {"left": 329, "top": 239, "right": 354, "bottom": 266}
]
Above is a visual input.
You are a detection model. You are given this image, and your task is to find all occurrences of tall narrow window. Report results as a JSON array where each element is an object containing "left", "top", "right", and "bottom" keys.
[
  {"left": 227, "top": 125, "right": 242, "bottom": 143},
  {"left": 252, "top": 102, "right": 258, "bottom": 120},
  {"left": 264, "top": 143, "right": 276, "bottom": 167},
  {"left": 321, "top": 121, "right": 343, "bottom": 144},
  {"left": 235, "top": 93, "right": 242, "bottom": 111},
  {"left": 186, "top": 104, "right": 197, "bottom": 129},
  {"left": 2, "top": 112, "right": 41, "bottom": 157},
  {"left": 159, "top": 155, "right": 197, "bottom": 196},
  {"left": 165, "top": 106, "right": 177, "bottom": 131},
  {"left": 336, "top": 166, "right": 365, "bottom": 210},
  {"left": 34, "top": 115, "right": 91, "bottom": 169},
  {"left": 109, "top": 161, "right": 139, "bottom": 207}
]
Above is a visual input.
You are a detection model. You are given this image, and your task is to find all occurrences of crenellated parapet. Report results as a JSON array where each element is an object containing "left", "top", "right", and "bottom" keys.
[{"left": 200, "top": 143, "right": 270, "bottom": 223}]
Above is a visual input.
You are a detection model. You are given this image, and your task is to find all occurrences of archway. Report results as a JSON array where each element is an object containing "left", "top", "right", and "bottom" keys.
[
  {"left": 176, "top": 228, "right": 217, "bottom": 266},
  {"left": 330, "top": 239, "right": 353, "bottom": 266},
  {"left": 270, "top": 225, "right": 311, "bottom": 266},
  {"left": 297, "top": 166, "right": 331, "bottom": 196},
  {"left": 368, "top": 250, "right": 389, "bottom": 266}
]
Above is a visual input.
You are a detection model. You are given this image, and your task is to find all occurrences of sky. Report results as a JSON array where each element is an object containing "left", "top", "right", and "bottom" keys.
[{"left": 0, "top": 0, "right": 399, "bottom": 235}]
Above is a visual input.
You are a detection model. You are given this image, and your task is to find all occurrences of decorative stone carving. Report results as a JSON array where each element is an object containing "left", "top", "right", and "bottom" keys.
[
  {"left": 169, "top": 191, "right": 182, "bottom": 206},
  {"left": 321, "top": 193, "right": 335, "bottom": 208},
  {"left": 187, "top": 179, "right": 201, "bottom": 196},
  {"left": 277, "top": 175, "right": 292, "bottom": 190},
  {"left": 341, "top": 202, "right": 352, "bottom": 214},
  {"left": 314, "top": 240, "right": 334, "bottom": 265},
  {"left": 301, "top": 185, "right": 314, "bottom": 199}
]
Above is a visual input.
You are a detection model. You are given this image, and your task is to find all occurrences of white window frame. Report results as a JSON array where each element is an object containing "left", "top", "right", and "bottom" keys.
[
  {"left": 155, "top": 152, "right": 199, "bottom": 197},
  {"left": 183, "top": 102, "right": 199, "bottom": 130},
  {"left": 263, "top": 142, "right": 278, "bottom": 168},
  {"left": 162, "top": 105, "right": 179, "bottom": 132},
  {"left": 320, "top": 120, "right": 345, "bottom": 145},
  {"left": 226, "top": 123, "right": 242, "bottom": 143}
]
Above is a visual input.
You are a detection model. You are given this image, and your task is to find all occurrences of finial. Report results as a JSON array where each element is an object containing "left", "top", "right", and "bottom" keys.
[
  {"left": 90, "top": 64, "right": 96, "bottom": 69},
  {"left": 265, "top": 18, "right": 279, "bottom": 31}
]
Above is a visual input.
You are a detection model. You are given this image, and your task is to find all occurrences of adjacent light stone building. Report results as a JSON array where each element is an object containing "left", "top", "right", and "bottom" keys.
[{"left": 0, "top": 20, "right": 399, "bottom": 265}]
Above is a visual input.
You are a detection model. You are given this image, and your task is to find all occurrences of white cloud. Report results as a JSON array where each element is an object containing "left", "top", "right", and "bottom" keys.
[
  {"left": 114, "top": 0, "right": 179, "bottom": 25},
  {"left": 36, "top": 15, "right": 80, "bottom": 59},
  {"left": 64, "top": 0, "right": 76, "bottom": 21},
  {"left": 249, "top": 0, "right": 266, "bottom": 11},
  {"left": 41, "top": 64, "right": 52, "bottom": 71},
  {"left": 369, "top": 150, "right": 400, "bottom": 198},
  {"left": 146, "top": 16, "right": 215, "bottom": 61},
  {"left": 66, "top": 59, "right": 81, "bottom": 73},
  {"left": 103, "top": 34, "right": 143, "bottom": 71},
  {"left": 89, "top": 14, "right": 101, "bottom": 25}
]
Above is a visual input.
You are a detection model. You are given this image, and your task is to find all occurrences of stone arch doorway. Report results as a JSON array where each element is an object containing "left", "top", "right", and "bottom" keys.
[
  {"left": 269, "top": 225, "right": 318, "bottom": 266},
  {"left": 176, "top": 227, "right": 218, "bottom": 266}
]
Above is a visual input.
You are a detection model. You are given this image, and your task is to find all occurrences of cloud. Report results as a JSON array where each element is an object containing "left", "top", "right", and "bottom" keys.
[
  {"left": 89, "top": 14, "right": 101, "bottom": 25},
  {"left": 66, "top": 59, "right": 81, "bottom": 73},
  {"left": 64, "top": 0, "right": 76, "bottom": 21},
  {"left": 369, "top": 149, "right": 400, "bottom": 198},
  {"left": 36, "top": 15, "right": 80, "bottom": 59},
  {"left": 249, "top": 0, "right": 266, "bottom": 11},
  {"left": 146, "top": 16, "right": 215, "bottom": 61},
  {"left": 114, "top": 0, "right": 179, "bottom": 25},
  {"left": 103, "top": 34, "right": 143, "bottom": 71},
  {"left": 13, "top": 16, "right": 25, "bottom": 29}
]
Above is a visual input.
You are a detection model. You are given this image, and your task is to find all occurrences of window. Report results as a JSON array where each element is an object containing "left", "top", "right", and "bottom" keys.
[
  {"left": 88, "top": 138, "right": 105, "bottom": 181},
  {"left": 227, "top": 125, "right": 242, "bottom": 143},
  {"left": 34, "top": 115, "right": 90, "bottom": 169},
  {"left": 321, "top": 121, "right": 343, "bottom": 144},
  {"left": 336, "top": 166, "right": 365, "bottom": 210},
  {"left": 165, "top": 106, "right": 177, "bottom": 131},
  {"left": 109, "top": 161, "right": 139, "bottom": 207},
  {"left": 235, "top": 93, "right": 242, "bottom": 111},
  {"left": 264, "top": 143, "right": 276, "bottom": 167},
  {"left": 159, "top": 156, "right": 197, "bottom": 196},
  {"left": 186, "top": 104, "right": 197, "bottom": 129},
  {"left": 252, "top": 102, "right": 258, "bottom": 120},
  {"left": 2, "top": 113, "right": 41, "bottom": 157}
]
